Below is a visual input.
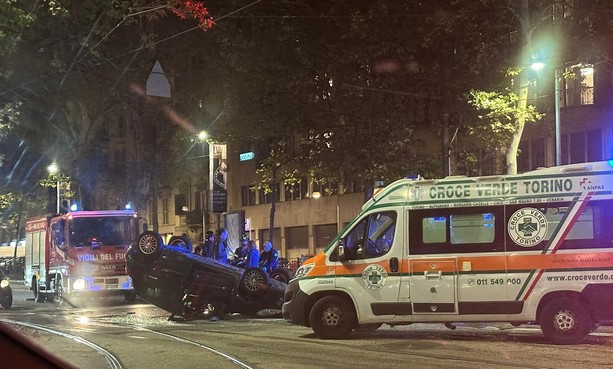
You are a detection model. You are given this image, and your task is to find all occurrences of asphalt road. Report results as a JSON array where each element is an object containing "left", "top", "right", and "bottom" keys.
[{"left": 3, "top": 280, "right": 613, "bottom": 369}]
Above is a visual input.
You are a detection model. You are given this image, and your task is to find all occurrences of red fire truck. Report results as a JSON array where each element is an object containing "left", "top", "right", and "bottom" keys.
[{"left": 24, "top": 210, "right": 145, "bottom": 304}]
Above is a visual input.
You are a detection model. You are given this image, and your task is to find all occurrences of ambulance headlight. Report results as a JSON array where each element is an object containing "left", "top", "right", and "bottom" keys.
[
  {"left": 73, "top": 279, "right": 86, "bottom": 290},
  {"left": 293, "top": 263, "right": 315, "bottom": 280},
  {"left": 0, "top": 279, "right": 9, "bottom": 289}
]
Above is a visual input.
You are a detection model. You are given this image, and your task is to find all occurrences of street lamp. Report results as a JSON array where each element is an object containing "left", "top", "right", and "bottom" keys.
[
  {"left": 531, "top": 61, "right": 562, "bottom": 166},
  {"left": 47, "top": 162, "right": 61, "bottom": 214}
]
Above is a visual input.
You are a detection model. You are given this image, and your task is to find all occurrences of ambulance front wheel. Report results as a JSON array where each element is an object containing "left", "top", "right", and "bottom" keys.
[
  {"left": 310, "top": 295, "right": 356, "bottom": 339},
  {"left": 539, "top": 297, "right": 592, "bottom": 344}
]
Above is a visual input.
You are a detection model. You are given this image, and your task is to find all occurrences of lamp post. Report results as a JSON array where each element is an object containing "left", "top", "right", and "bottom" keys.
[
  {"left": 198, "top": 130, "right": 208, "bottom": 235},
  {"left": 531, "top": 61, "right": 562, "bottom": 166},
  {"left": 46, "top": 162, "right": 60, "bottom": 214}
]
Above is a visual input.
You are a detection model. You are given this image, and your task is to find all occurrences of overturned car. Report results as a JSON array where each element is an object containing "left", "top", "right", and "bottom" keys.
[{"left": 126, "top": 231, "right": 287, "bottom": 319}]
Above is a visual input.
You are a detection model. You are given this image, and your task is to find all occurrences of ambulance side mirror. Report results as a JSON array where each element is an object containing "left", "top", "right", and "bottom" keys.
[{"left": 338, "top": 242, "right": 347, "bottom": 262}]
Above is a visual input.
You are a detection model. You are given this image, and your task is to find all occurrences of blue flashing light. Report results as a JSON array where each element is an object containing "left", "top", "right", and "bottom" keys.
[
  {"left": 70, "top": 203, "right": 79, "bottom": 211},
  {"left": 125, "top": 202, "right": 132, "bottom": 210},
  {"left": 483, "top": 213, "right": 493, "bottom": 221},
  {"left": 608, "top": 159, "right": 613, "bottom": 167}
]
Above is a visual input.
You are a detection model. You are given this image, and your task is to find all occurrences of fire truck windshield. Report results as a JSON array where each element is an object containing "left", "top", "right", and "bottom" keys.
[{"left": 68, "top": 217, "right": 136, "bottom": 247}]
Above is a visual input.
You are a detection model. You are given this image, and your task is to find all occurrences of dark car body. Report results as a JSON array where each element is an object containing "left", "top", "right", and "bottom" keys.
[
  {"left": 0, "top": 268, "right": 12, "bottom": 309},
  {"left": 125, "top": 232, "right": 286, "bottom": 318}
]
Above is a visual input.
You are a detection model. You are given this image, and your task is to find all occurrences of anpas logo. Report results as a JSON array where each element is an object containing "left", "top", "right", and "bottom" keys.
[
  {"left": 508, "top": 208, "right": 548, "bottom": 247},
  {"left": 579, "top": 177, "right": 604, "bottom": 191},
  {"left": 361, "top": 264, "right": 388, "bottom": 290}
]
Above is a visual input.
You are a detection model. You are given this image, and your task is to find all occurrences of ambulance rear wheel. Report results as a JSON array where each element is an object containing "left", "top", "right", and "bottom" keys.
[
  {"left": 540, "top": 297, "right": 592, "bottom": 344},
  {"left": 310, "top": 295, "right": 356, "bottom": 339}
]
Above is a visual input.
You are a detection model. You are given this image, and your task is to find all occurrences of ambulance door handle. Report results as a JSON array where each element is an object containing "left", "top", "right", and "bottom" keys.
[
  {"left": 389, "top": 257, "right": 399, "bottom": 273},
  {"left": 424, "top": 270, "right": 442, "bottom": 280}
]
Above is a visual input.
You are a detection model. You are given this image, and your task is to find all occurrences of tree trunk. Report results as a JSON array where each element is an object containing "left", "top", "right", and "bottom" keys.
[
  {"left": 269, "top": 167, "right": 276, "bottom": 242},
  {"left": 506, "top": 73, "right": 530, "bottom": 175}
]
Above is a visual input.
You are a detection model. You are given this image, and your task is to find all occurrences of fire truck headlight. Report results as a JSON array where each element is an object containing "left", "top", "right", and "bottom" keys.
[
  {"left": 73, "top": 279, "right": 86, "bottom": 290},
  {"left": 0, "top": 280, "right": 9, "bottom": 289}
]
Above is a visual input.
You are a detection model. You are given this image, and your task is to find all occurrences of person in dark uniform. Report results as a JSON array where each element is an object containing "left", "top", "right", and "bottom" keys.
[
  {"left": 259, "top": 241, "right": 279, "bottom": 272},
  {"left": 214, "top": 228, "right": 229, "bottom": 264},
  {"left": 233, "top": 234, "right": 249, "bottom": 266},
  {"left": 202, "top": 231, "right": 215, "bottom": 258}
]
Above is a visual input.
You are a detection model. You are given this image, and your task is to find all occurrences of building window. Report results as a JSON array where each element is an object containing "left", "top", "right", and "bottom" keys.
[
  {"left": 241, "top": 185, "right": 256, "bottom": 206},
  {"left": 562, "top": 64, "right": 594, "bottom": 107},
  {"left": 564, "top": 129, "right": 602, "bottom": 164},
  {"left": 162, "top": 199, "right": 169, "bottom": 225},
  {"left": 259, "top": 228, "right": 281, "bottom": 252},
  {"left": 147, "top": 201, "right": 153, "bottom": 225},
  {"left": 313, "top": 180, "right": 338, "bottom": 196},
  {"left": 286, "top": 226, "right": 308, "bottom": 250},
  {"left": 314, "top": 224, "right": 337, "bottom": 250},
  {"left": 285, "top": 178, "right": 307, "bottom": 201},
  {"left": 174, "top": 194, "right": 187, "bottom": 215},
  {"left": 518, "top": 138, "right": 545, "bottom": 172},
  {"left": 258, "top": 182, "right": 280, "bottom": 204}
]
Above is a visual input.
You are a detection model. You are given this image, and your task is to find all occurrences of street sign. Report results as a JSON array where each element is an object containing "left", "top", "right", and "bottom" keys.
[{"left": 146, "top": 60, "right": 171, "bottom": 98}]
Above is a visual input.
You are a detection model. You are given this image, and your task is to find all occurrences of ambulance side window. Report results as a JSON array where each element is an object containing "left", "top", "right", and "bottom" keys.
[
  {"left": 409, "top": 207, "right": 503, "bottom": 254},
  {"left": 342, "top": 211, "right": 397, "bottom": 260}
]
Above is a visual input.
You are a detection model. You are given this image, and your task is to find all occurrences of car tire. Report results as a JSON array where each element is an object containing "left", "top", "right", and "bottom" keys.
[
  {"left": 269, "top": 269, "right": 292, "bottom": 284},
  {"left": 540, "top": 297, "right": 592, "bottom": 344},
  {"left": 309, "top": 295, "right": 356, "bottom": 339},
  {"left": 136, "top": 231, "right": 164, "bottom": 259},
  {"left": 1, "top": 290, "right": 12, "bottom": 309},
  {"left": 240, "top": 267, "right": 269, "bottom": 296},
  {"left": 168, "top": 235, "right": 192, "bottom": 253}
]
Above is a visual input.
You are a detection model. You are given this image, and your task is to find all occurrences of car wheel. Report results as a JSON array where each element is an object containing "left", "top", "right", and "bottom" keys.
[
  {"left": 269, "top": 269, "right": 292, "bottom": 284},
  {"left": 309, "top": 295, "right": 356, "bottom": 339},
  {"left": 1, "top": 290, "right": 12, "bottom": 309},
  {"left": 540, "top": 297, "right": 592, "bottom": 344},
  {"left": 240, "top": 267, "right": 269, "bottom": 296},
  {"left": 137, "top": 231, "right": 164, "bottom": 259},
  {"left": 168, "top": 235, "right": 192, "bottom": 253}
]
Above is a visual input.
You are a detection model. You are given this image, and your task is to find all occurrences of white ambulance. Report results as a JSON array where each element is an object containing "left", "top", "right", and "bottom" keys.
[{"left": 282, "top": 161, "right": 613, "bottom": 344}]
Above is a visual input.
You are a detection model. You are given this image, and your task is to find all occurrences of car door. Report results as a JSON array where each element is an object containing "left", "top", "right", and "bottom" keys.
[{"left": 334, "top": 209, "right": 403, "bottom": 321}]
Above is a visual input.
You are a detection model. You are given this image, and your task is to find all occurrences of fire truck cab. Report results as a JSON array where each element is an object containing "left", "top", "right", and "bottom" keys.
[{"left": 24, "top": 210, "right": 144, "bottom": 304}]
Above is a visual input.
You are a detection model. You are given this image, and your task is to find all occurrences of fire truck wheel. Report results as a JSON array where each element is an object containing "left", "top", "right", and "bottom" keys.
[
  {"left": 240, "top": 267, "right": 269, "bottom": 296},
  {"left": 168, "top": 235, "right": 192, "bottom": 253},
  {"left": 540, "top": 297, "right": 592, "bottom": 344},
  {"left": 53, "top": 280, "right": 63, "bottom": 304},
  {"left": 269, "top": 269, "right": 292, "bottom": 284},
  {"left": 137, "top": 231, "right": 164, "bottom": 259},
  {"left": 310, "top": 295, "right": 356, "bottom": 339},
  {"left": 33, "top": 280, "right": 46, "bottom": 303}
]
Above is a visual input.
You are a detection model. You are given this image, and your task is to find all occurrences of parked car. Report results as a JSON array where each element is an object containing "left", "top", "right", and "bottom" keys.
[
  {"left": 126, "top": 231, "right": 287, "bottom": 319},
  {"left": 0, "top": 268, "right": 12, "bottom": 309}
]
